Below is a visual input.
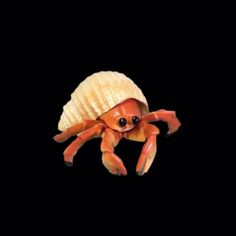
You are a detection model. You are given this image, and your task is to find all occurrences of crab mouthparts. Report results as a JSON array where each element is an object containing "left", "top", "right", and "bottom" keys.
[{"left": 121, "top": 125, "right": 136, "bottom": 132}]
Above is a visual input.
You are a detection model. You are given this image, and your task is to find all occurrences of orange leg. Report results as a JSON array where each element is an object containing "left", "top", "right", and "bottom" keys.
[
  {"left": 100, "top": 128, "right": 127, "bottom": 176},
  {"left": 142, "top": 109, "right": 181, "bottom": 135},
  {"left": 53, "top": 120, "right": 103, "bottom": 143},
  {"left": 135, "top": 123, "right": 160, "bottom": 176},
  {"left": 63, "top": 124, "right": 105, "bottom": 166},
  {"left": 136, "top": 135, "right": 157, "bottom": 176},
  {"left": 124, "top": 122, "right": 159, "bottom": 175}
]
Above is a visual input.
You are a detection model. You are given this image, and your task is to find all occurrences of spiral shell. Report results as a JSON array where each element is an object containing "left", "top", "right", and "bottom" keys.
[{"left": 58, "top": 71, "right": 149, "bottom": 131}]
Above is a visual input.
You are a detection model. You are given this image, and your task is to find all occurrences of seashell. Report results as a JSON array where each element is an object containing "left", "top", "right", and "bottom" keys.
[{"left": 58, "top": 71, "right": 149, "bottom": 131}]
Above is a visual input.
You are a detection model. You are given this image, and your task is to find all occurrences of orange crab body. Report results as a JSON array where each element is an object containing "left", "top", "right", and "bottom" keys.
[{"left": 53, "top": 71, "right": 181, "bottom": 175}]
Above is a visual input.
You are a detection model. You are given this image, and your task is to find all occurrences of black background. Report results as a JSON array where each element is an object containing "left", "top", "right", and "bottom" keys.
[{"left": 2, "top": 2, "right": 222, "bottom": 230}]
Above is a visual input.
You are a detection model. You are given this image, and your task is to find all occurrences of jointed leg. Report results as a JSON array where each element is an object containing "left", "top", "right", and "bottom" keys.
[
  {"left": 127, "top": 123, "right": 160, "bottom": 176},
  {"left": 101, "top": 128, "right": 127, "bottom": 175},
  {"left": 142, "top": 109, "right": 181, "bottom": 135},
  {"left": 137, "top": 124, "right": 160, "bottom": 175},
  {"left": 136, "top": 135, "right": 157, "bottom": 175},
  {"left": 63, "top": 124, "right": 105, "bottom": 166},
  {"left": 53, "top": 120, "right": 103, "bottom": 143}
]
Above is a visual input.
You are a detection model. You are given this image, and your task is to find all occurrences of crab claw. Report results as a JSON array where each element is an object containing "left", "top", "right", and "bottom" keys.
[
  {"left": 136, "top": 135, "right": 157, "bottom": 176},
  {"left": 102, "top": 152, "right": 127, "bottom": 176},
  {"left": 166, "top": 116, "right": 181, "bottom": 135}
]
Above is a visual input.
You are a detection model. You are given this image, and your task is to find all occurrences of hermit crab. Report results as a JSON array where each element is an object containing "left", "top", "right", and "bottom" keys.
[{"left": 53, "top": 71, "right": 181, "bottom": 175}]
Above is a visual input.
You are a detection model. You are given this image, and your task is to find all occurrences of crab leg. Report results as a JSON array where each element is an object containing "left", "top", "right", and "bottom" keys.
[
  {"left": 136, "top": 135, "right": 157, "bottom": 175},
  {"left": 135, "top": 123, "right": 160, "bottom": 176},
  {"left": 63, "top": 124, "right": 105, "bottom": 166},
  {"left": 53, "top": 120, "right": 103, "bottom": 143},
  {"left": 142, "top": 109, "right": 181, "bottom": 135},
  {"left": 101, "top": 128, "right": 127, "bottom": 175}
]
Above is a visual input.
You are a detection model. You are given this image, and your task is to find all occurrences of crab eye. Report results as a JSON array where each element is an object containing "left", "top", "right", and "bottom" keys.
[
  {"left": 119, "top": 118, "right": 127, "bottom": 127},
  {"left": 132, "top": 116, "right": 140, "bottom": 125}
]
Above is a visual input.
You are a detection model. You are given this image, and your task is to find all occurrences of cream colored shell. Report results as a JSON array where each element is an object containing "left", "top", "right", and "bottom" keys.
[{"left": 58, "top": 71, "right": 149, "bottom": 131}]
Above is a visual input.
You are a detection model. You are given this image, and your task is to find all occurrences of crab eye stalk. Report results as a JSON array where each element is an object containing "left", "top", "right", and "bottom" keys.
[
  {"left": 132, "top": 116, "right": 140, "bottom": 125},
  {"left": 119, "top": 118, "right": 127, "bottom": 127}
]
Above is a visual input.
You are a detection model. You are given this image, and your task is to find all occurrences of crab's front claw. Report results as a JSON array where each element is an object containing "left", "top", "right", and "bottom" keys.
[
  {"left": 136, "top": 135, "right": 157, "bottom": 176},
  {"left": 166, "top": 114, "right": 181, "bottom": 135},
  {"left": 102, "top": 152, "right": 127, "bottom": 176},
  {"left": 143, "top": 109, "right": 181, "bottom": 136}
]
